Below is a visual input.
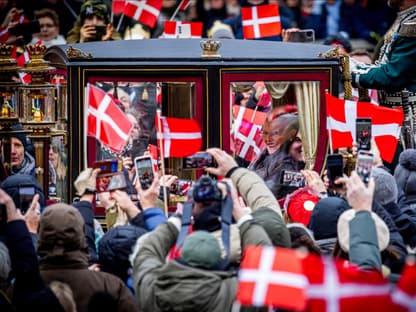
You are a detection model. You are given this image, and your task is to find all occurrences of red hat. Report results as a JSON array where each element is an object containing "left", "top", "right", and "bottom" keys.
[{"left": 284, "top": 187, "right": 320, "bottom": 226}]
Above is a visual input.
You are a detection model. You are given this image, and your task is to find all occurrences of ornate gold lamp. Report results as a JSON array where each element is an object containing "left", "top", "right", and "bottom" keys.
[
  {"left": 16, "top": 44, "right": 58, "bottom": 195},
  {"left": 0, "top": 44, "right": 22, "bottom": 178}
]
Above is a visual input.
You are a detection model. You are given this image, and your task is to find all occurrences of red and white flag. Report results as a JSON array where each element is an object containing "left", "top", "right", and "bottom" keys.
[
  {"left": 326, "top": 93, "right": 403, "bottom": 162},
  {"left": 232, "top": 105, "right": 267, "bottom": 133},
  {"left": 234, "top": 119, "right": 264, "bottom": 162},
  {"left": 163, "top": 20, "right": 202, "bottom": 38},
  {"left": 304, "top": 255, "right": 392, "bottom": 312},
  {"left": 86, "top": 84, "right": 133, "bottom": 153},
  {"left": 241, "top": 3, "right": 282, "bottom": 39},
  {"left": 123, "top": 0, "right": 162, "bottom": 29},
  {"left": 156, "top": 116, "right": 202, "bottom": 158},
  {"left": 112, "top": 0, "right": 126, "bottom": 14},
  {"left": 14, "top": 49, "right": 31, "bottom": 84},
  {"left": 391, "top": 261, "right": 416, "bottom": 311},
  {"left": 237, "top": 246, "right": 308, "bottom": 310}
]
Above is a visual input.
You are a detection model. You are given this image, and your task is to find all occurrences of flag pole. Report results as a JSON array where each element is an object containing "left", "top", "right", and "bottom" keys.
[
  {"left": 325, "top": 90, "right": 334, "bottom": 154},
  {"left": 156, "top": 108, "right": 169, "bottom": 216},
  {"left": 170, "top": 2, "right": 181, "bottom": 21},
  {"left": 116, "top": 14, "right": 124, "bottom": 33}
]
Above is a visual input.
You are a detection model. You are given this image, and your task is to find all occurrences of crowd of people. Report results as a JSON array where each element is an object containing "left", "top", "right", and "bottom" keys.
[
  {"left": 1, "top": 0, "right": 416, "bottom": 311},
  {"left": 0, "top": 0, "right": 399, "bottom": 48}
]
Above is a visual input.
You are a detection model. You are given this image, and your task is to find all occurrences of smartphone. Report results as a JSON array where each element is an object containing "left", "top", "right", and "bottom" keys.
[
  {"left": 280, "top": 170, "right": 305, "bottom": 188},
  {"left": 96, "top": 171, "right": 127, "bottom": 193},
  {"left": 94, "top": 24, "right": 107, "bottom": 41},
  {"left": 288, "top": 29, "right": 315, "bottom": 43},
  {"left": 356, "top": 151, "right": 374, "bottom": 185},
  {"left": 326, "top": 154, "right": 344, "bottom": 188},
  {"left": 134, "top": 155, "right": 155, "bottom": 190},
  {"left": 9, "top": 20, "right": 41, "bottom": 37},
  {"left": 19, "top": 185, "right": 36, "bottom": 214},
  {"left": 183, "top": 152, "right": 216, "bottom": 169},
  {"left": 93, "top": 159, "right": 119, "bottom": 175},
  {"left": 356, "top": 118, "right": 372, "bottom": 151}
]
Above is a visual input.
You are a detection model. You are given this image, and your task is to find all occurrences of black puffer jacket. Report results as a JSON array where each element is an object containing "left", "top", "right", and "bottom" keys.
[{"left": 98, "top": 225, "right": 146, "bottom": 282}]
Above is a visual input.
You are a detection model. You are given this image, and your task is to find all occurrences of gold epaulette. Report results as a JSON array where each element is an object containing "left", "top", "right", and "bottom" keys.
[{"left": 399, "top": 20, "right": 416, "bottom": 37}]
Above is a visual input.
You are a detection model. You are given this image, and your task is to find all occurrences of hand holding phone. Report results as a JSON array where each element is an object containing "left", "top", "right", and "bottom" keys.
[{"left": 135, "top": 155, "right": 155, "bottom": 190}]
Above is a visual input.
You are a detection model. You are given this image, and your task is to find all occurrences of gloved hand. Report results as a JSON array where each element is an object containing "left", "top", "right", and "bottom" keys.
[{"left": 74, "top": 168, "right": 100, "bottom": 196}]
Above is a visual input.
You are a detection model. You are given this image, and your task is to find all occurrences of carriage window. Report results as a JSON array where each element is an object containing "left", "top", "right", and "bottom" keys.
[
  {"left": 87, "top": 81, "right": 197, "bottom": 177},
  {"left": 229, "top": 80, "right": 321, "bottom": 170}
]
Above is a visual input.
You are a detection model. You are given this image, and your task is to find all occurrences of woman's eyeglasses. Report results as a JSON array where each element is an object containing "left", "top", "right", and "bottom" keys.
[{"left": 260, "top": 130, "right": 281, "bottom": 137}]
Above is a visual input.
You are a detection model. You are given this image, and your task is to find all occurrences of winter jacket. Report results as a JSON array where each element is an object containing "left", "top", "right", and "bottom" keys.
[
  {"left": 38, "top": 204, "right": 138, "bottom": 312},
  {"left": 229, "top": 167, "right": 291, "bottom": 247},
  {"left": 249, "top": 146, "right": 304, "bottom": 200},
  {"left": 348, "top": 211, "right": 382, "bottom": 271},
  {"left": 72, "top": 200, "right": 98, "bottom": 264},
  {"left": 6, "top": 220, "right": 64, "bottom": 311},
  {"left": 131, "top": 218, "right": 271, "bottom": 312}
]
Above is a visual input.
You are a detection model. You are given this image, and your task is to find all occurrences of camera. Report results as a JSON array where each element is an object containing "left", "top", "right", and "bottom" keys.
[
  {"left": 280, "top": 170, "right": 305, "bottom": 188},
  {"left": 192, "top": 175, "right": 223, "bottom": 203}
]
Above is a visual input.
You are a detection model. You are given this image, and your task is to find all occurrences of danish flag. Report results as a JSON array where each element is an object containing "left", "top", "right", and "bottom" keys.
[
  {"left": 13, "top": 48, "right": 31, "bottom": 84},
  {"left": 86, "top": 84, "right": 133, "bottom": 153},
  {"left": 112, "top": 0, "right": 126, "bottom": 14},
  {"left": 326, "top": 93, "right": 403, "bottom": 162},
  {"left": 232, "top": 105, "right": 267, "bottom": 132},
  {"left": 234, "top": 119, "right": 264, "bottom": 162},
  {"left": 237, "top": 246, "right": 308, "bottom": 310},
  {"left": 156, "top": 116, "right": 202, "bottom": 158},
  {"left": 163, "top": 21, "right": 202, "bottom": 38},
  {"left": 304, "top": 255, "right": 392, "bottom": 312},
  {"left": 123, "top": 0, "right": 162, "bottom": 29},
  {"left": 391, "top": 260, "right": 416, "bottom": 311},
  {"left": 241, "top": 3, "right": 282, "bottom": 39}
]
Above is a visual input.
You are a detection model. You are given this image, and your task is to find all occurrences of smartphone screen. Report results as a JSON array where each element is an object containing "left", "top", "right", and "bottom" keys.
[
  {"left": 135, "top": 156, "right": 154, "bottom": 190},
  {"left": 19, "top": 186, "right": 35, "bottom": 214},
  {"left": 183, "top": 152, "right": 215, "bottom": 169},
  {"left": 96, "top": 172, "right": 127, "bottom": 193},
  {"left": 326, "top": 154, "right": 344, "bottom": 188},
  {"left": 280, "top": 170, "right": 305, "bottom": 188},
  {"left": 356, "top": 118, "right": 372, "bottom": 151},
  {"left": 356, "top": 151, "right": 374, "bottom": 185}
]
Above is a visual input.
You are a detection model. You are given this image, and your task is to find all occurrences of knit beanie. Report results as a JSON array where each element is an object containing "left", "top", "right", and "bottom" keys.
[
  {"left": 372, "top": 167, "right": 398, "bottom": 205},
  {"left": 80, "top": 0, "right": 110, "bottom": 24},
  {"left": 11, "top": 124, "right": 29, "bottom": 149},
  {"left": 394, "top": 149, "right": 416, "bottom": 199},
  {"left": 180, "top": 230, "right": 222, "bottom": 270},
  {"left": 308, "top": 197, "right": 350, "bottom": 240}
]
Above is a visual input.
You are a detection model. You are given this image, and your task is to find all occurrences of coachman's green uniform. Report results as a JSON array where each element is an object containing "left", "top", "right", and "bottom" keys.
[{"left": 352, "top": 5, "right": 416, "bottom": 150}]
